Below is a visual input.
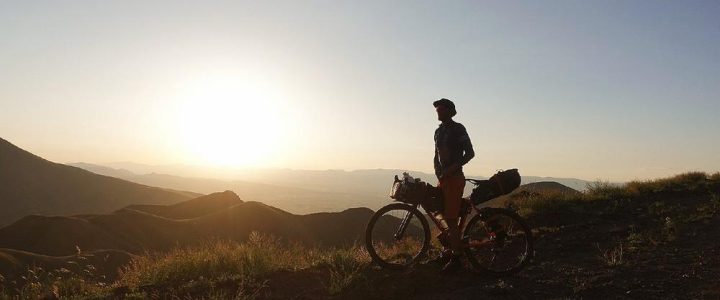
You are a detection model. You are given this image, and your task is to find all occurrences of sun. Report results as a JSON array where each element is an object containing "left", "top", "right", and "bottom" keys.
[{"left": 171, "top": 75, "right": 286, "bottom": 168}]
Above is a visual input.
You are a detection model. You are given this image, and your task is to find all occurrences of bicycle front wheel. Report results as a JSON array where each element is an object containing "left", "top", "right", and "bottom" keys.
[
  {"left": 464, "top": 208, "right": 533, "bottom": 275},
  {"left": 365, "top": 203, "right": 430, "bottom": 270}
]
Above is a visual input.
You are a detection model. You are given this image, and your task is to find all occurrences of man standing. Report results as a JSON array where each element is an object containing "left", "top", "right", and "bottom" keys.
[{"left": 433, "top": 98, "right": 475, "bottom": 272}]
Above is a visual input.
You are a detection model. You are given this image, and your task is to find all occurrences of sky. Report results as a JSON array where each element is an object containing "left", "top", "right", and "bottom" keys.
[{"left": 1, "top": 1, "right": 719, "bottom": 182}]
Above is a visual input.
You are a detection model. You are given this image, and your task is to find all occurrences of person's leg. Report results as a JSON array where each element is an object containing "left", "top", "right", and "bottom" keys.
[{"left": 441, "top": 175, "right": 466, "bottom": 271}]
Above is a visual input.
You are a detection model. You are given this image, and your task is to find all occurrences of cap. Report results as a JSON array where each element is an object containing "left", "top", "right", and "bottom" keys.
[{"left": 433, "top": 98, "right": 456, "bottom": 117}]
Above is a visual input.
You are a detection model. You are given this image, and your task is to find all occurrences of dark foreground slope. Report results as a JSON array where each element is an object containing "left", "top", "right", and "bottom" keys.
[
  {"left": 339, "top": 172, "right": 720, "bottom": 299},
  {"left": 0, "top": 138, "right": 198, "bottom": 226}
]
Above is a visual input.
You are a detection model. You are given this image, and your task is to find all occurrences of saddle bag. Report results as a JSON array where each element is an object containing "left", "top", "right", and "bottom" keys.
[{"left": 470, "top": 169, "right": 521, "bottom": 205}]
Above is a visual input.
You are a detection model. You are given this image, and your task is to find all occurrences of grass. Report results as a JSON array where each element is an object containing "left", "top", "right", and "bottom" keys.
[
  {"left": 1, "top": 232, "right": 372, "bottom": 299},
  {"left": 596, "top": 242, "right": 624, "bottom": 267},
  {"left": 512, "top": 172, "right": 720, "bottom": 226},
  {"left": 0, "top": 265, "right": 110, "bottom": 299},
  {"left": 115, "top": 232, "right": 371, "bottom": 298}
]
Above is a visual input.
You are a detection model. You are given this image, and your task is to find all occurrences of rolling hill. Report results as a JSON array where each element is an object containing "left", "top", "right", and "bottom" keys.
[
  {"left": 0, "top": 138, "right": 199, "bottom": 226},
  {"left": 0, "top": 191, "right": 377, "bottom": 256}
]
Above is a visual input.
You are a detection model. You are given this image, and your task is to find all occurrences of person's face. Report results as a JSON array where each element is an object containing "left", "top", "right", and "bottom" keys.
[{"left": 436, "top": 105, "right": 451, "bottom": 121}]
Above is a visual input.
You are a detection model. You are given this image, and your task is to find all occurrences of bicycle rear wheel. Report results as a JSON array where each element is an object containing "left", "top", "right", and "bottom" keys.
[
  {"left": 464, "top": 208, "right": 533, "bottom": 275},
  {"left": 365, "top": 203, "right": 430, "bottom": 270}
]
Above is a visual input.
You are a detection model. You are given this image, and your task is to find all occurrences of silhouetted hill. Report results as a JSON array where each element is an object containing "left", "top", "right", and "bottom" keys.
[
  {"left": 514, "top": 181, "right": 581, "bottom": 194},
  {"left": 482, "top": 181, "right": 579, "bottom": 208},
  {"left": 0, "top": 191, "right": 377, "bottom": 256},
  {"left": 126, "top": 190, "right": 243, "bottom": 219},
  {"left": 0, "top": 138, "right": 199, "bottom": 226}
]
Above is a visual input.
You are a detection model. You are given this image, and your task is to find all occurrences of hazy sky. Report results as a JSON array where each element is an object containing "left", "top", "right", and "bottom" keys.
[{"left": 1, "top": 1, "right": 719, "bottom": 181}]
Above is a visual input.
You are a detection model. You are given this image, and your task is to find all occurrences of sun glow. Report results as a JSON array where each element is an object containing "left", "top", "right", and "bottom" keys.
[{"left": 171, "top": 75, "right": 288, "bottom": 168}]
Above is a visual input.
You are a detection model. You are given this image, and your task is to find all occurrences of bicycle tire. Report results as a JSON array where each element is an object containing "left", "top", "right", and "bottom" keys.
[
  {"left": 464, "top": 207, "right": 533, "bottom": 275},
  {"left": 365, "top": 203, "right": 431, "bottom": 270}
]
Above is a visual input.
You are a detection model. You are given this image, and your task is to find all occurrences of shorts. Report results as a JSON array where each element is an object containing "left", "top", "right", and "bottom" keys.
[{"left": 438, "top": 174, "right": 466, "bottom": 219}]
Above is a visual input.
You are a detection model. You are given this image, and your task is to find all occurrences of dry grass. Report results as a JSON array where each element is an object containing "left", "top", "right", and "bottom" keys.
[
  {"left": 114, "top": 232, "right": 370, "bottom": 297},
  {"left": 596, "top": 242, "right": 624, "bottom": 267},
  {"left": 1, "top": 232, "right": 372, "bottom": 299},
  {"left": 513, "top": 172, "right": 719, "bottom": 224}
]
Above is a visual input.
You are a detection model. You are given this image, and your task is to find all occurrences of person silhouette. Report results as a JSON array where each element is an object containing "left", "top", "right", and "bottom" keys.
[{"left": 433, "top": 98, "right": 475, "bottom": 272}]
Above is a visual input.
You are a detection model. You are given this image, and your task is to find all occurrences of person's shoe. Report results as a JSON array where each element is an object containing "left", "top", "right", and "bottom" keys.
[{"left": 441, "top": 255, "right": 462, "bottom": 273}]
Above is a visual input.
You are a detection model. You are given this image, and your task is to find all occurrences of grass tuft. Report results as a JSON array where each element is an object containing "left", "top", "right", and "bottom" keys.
[{"left": 596, "top": 243, "right": 624, "bottom": 267}]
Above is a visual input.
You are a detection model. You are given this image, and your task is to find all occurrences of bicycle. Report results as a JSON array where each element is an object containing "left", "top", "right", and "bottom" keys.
[{"left": 364, "top": 171, "right": 533, "bottom": 275}]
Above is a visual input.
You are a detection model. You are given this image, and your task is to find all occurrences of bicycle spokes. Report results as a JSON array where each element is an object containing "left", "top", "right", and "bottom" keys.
[
  {"left": 367, "top": 206, "right": 428, "bottom": 268},
  {"left": 464, "top": 210, "right": 532, "bottom": 274}
]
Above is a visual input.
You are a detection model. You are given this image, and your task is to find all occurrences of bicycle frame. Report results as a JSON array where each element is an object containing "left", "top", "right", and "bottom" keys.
[
  {"left": 394, "top": 197, "right": 482, "bottom": 242},
  {"left": 392, "top": 178, "right": 488, "bottom": 241},
  {"left": 425, "top": 198, "right": 479, "bottom": 231}
]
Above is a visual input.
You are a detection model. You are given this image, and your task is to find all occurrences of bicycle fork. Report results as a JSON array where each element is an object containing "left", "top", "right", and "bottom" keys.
[{"left": 393, "top": 205, "right": 416, "bottom": 240}]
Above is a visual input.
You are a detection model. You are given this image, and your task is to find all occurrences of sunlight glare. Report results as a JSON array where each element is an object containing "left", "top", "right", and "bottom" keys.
[{"left": 172, "top": 75, "right": 286, "bottom": 168}]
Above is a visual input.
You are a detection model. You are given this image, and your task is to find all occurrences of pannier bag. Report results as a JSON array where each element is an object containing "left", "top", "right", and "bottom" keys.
[
  {"left": 389, "top": 173, "right": 426, "bottom": 204},
  {"left": 470, "top": 169, "right": 521, "bottom": 205},
  {"left": 389, "top": 173, "right": 442, "bottom": 210}
]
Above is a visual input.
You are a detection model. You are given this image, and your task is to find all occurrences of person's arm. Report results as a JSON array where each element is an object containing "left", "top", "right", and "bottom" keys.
[
  {"left": 441, "top": 125, "right": 474, "bottom": 176},
  {"left": 434, "top": 146, "right": 442, "bottom": 179},
  {"left": 459, "top": 130, "right": 474, "bottom": 166}
]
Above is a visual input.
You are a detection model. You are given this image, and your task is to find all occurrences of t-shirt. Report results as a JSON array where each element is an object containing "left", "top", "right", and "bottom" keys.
[{"left": 434, "top": 120, "right": 475, "bottom": 179}]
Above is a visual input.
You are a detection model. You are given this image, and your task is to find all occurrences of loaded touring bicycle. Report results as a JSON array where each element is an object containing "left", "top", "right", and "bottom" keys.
[{"left": 364, "top": 169, "right": 533, "bottom": 275}]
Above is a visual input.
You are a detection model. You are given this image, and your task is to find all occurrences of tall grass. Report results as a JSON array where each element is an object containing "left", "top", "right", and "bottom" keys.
[
  {"left": 1, "top": 232, "right": 372, "bottom": 299},
  {"left": 626, "top": 172, "right": 715, "bottom": 195},
  {"left": 115, "top": 232, "right": 370, "bottom": 297},
  {"left": 513, "top": 172, "right": 720, "bottom": 226}
]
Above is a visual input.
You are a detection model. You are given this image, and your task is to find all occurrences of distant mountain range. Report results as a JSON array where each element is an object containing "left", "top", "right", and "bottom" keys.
[
  {"left": 68, "top": 162, "right": 598, "bottom": 214},
  {"left": 69, "top": 163, "right": 389, "bottom": 215},
  {"left": 0, "top": 135, "right": 594, "bottom": 225},
  {"left": 0, "top": 138, "right": 198, "bottom": 226},
  {"left": 99, "top": 162, "right": 598, "bottom": 192}
]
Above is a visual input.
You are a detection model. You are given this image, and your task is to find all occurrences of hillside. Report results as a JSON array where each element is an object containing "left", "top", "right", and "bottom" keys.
[
  {"left": 0, "top": 173, "right": 720, "bottom": 299},
  {"left": 0, "top": 191, "right": 376, "bottom": 257},
  {"left": 482, "top": 181, "right": 581, "bottom": 208},
  {"left": 1, "top": 172, "right": 717, "bottom": 299},
  {"left": 0, "top": 138, "right": 199, "bottom": 226}
]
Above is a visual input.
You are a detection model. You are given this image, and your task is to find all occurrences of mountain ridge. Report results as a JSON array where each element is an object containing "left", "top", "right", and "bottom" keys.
[
  {"left": 0, "top": 137, "right": 199, "bottom": 226},
  {"left": 0, "top": 191, "right": 377, "bottom": 257}
]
